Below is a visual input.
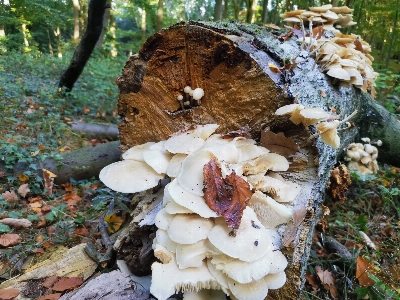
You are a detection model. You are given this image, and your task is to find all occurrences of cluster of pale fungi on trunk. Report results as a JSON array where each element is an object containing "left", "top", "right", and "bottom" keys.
[
  {"left": 282, "top": 4, "right": 378, "bottom": 92},
  {"left": 176, "top": 86, "right": 204, "bottom": 110},
  {"left": 275, "top": 103, "right": 357, "bottom": 148},
  {"left": 100, "top": 124, "right": 303, "bottom": 300},
  {"left": 345, "top": 137, "right": 382, "bottom": 175}
]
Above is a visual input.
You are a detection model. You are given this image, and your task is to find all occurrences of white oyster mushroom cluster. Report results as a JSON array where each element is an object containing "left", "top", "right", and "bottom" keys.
[
  {"left": 281, "top": 5, "right": 356, "bottom": 30},
  {"left": 345, "top": 138, "right": 381, "bottom": 175},
  {"left": 99, "top": 124, "right": 303, "bottom": 300}
]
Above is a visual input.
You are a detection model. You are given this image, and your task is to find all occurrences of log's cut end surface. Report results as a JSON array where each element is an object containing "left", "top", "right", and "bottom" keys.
[{"left": 117, "top": 23, "right": 284, "bottom": 151}]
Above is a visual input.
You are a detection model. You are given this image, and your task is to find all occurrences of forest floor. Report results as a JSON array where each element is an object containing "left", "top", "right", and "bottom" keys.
[{"left": 0, "top": 51, "right": 399, "bottom": 299}]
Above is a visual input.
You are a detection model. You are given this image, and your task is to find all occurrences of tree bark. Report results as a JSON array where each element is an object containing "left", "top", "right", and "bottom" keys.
[
  {"left": 58, "top": 0, "right": 108, "bottom": 92},
  {"left": 0, "top": 141, "right": 120, "bottom": 184},
  {"left": 156, "top": 0, "right": 163, "bottom": 32},
  {"left": 245, "top": 0, "right": 258, "bottom": 23},
  {"left": 115, "top": 21, "right": 400, "bottom": 299},
  {"left": 95, "top": 1, "right": 111, "bottom": 48},
  {"left": 70, "top": 121, "right": 119, "bottom": 140},
  {"left": 233, "top": 0, "right": 240, "bottom": 20},
  {"left": 385, "top": 0, "right": 398, "bottom": 69},
  {"left": 73, "top": 0, "right": 80, "bottom": 40},
  {"left": 214, "top": 0, "right": 223, "bottom": 21},
  {"left": 261, "top": 0, "right": 269, "bottom": 23}
]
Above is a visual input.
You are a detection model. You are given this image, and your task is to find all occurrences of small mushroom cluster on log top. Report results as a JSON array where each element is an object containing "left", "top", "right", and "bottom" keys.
[
  {"left": 100, "top": 124, "right": 303, "bottom": 300},
  {"left": 281, "top": 5, "right": 355, "bottom": 30},
  {"left": 345, "top": 138, "right": 382, "bottom": 175}
]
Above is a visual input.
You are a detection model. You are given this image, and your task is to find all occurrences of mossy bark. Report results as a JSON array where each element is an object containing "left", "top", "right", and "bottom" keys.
[{"left": 115, "top": 21, "right": 400, "bottom": 299}]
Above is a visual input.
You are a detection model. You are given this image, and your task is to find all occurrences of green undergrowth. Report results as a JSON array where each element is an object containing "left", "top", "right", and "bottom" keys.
[
  {"left": 0, "top": 51, "right": 128, "bottom": 281},
  {"left": 303, "top": 165, "right": 400, "bottom": 300}
]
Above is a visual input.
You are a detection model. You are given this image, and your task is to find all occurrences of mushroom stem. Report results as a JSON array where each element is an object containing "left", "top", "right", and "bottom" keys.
[
  {"left": 177, "top": 95, "right": 185, "bottom": 110},
  {"left": 307, "top": 110, "right": 358, "bottom": 142},
  {"left": 306, "top": 18, "right": 314, "bottom": 52}
]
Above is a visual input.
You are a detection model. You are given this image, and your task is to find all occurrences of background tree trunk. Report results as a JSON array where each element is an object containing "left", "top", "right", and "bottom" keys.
[
  {"left": 262, "top": 0, "right": 269, "bottom": 23},
  {"left": 73, "top": 0, "right": 80, "bottom": 40},
  {"left": 385, "top": 0, "right": 398, "bottom": 68},
  {"left": 157, "top": 0, "right": 163, "bottom": 31},
  {"left": 214, "top": 0, "right": 223, "bottom": 21},
  {"left": 95, "top": 1, "right": 111, "bottom": 48},
  {"left": 115, "top": 21, "right": 400, "bottom": 298},
  {"left": 58, "top": 0, "right": 108, "bottom": 92}
]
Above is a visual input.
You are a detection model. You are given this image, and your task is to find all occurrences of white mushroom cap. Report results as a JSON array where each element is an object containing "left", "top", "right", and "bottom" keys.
[
  {"left": 330, "top": 6, "right": 354, "bottom": 13},
  {"left": 247, "top": 174, "right": 289, "bottom": 199},
  {"left": 177, "top": 95, "right": 184, "bottom": 101},
  {"left": 155, "top": 229, "right": 177, "bottom": 253},
  {"left": 191, "top": 124, "right": 219, "bottom": 140},
  {"left": 99, "top": 160, "right": 165, "bottom": 193},
  {"left": 176, "top": 239, "right": 209, "bottom": 269},
  {"left": 184, "top": 86, "right": 192, "bottom": 93},
  {"left": 283, "top": 17, "right": 301, "bottom": 22},
  {"left": 192, "top": 88, "right": 205, "bottom": 100},
  {"left": 143, "top": 149, "right": 172, "bottom": 174},
  {"left": 300, "top": 11, "right": 321, "bottom": 17},
  {"left": 376, "top": 140, "right": 382, "bottom": 146},
  {"left": 168, "top": 179, "right": 218, "bottom": 218},
  {"left": 165, "top": 200, "right": 194, "bottom": 214},
  {"left": 121, "top": 142, "right": 155, "bottom": 161},
  {"left": 165, "top": 134, "right": 205, "bottom": 155},
  {"left": 346, "top": 149, "right": 361, "bottom": 161},
  {"left": 178, "top": 150, "right": 214, "bottom": 196},
  {"left": 208, "top": 207, "right": 272, "bottom": 262},
  {"left": 268, "top": 250, "right": 288, "bottom": 274},
  {"left": 267, "top": 172, "right": 301, "bottom": 202},
  {"left": 206, "top": 258, "right": 230, "bottom": 294},
  {"left": 168, "top": 214, "right": 214, "bottom": 244},
  {"left": 361, "top": 155, "right": 372, "bottom": 165},
  {"left": 201, "top": 140, "right": 239, "bottom": 164},
  {"left": 167, "top": 153, "right": 187, "bottom": 178},
  {"left": 316, "top": 120, "right": 340, "bottom": 148},
  {"left": 154, "top": 244, "right": 174, "bottom": 264},
  {"left": 265, "top": 271, "right": 287, "bottom": 289},
  {"left": 189, "top": 90, "right": 194, "bottom": 96},
  {"left": 211, "top": 252, "right": 272, "bottom": 284},
  {"left": 151, "top": 254, "right": 219, "bottom": 300},
  {"left": 300, "top": 108, "right": 331, "bottom": 126},
  {"left": 241, "top": 153, "right": 289, "bottom": 175},
  {"left": 364, "top": 144, "right": 374, "bottom": 154},
  {"left": 237, "top": 145, "right": 270, "bottom": 162},
  {"left": 309, "top": 4, "right": 333, "bottom": 12},
  {"left": 183, "top": 289, "right": 227, "bottom": 300},
  {"left": 275, "top": 104, "right": 305, "bottom": 125},
  {"left": 227, "top": 275, "right": 269, "bottom": 300},
  {"left": 327, "top": 68, "right": 351, "bottom": 81},
  {"left": 361, "top": 137, "right": 371, "bottom": 143},
  {"left": 249, "top": 191, "right": 293, "bottom": 228},
  {"left": 320, "top": 10, "right": 339, "bottom": 20},
  {"left": 348, "top": 161, "right": 374, "bottom": 175},
  {"left": 154, "top": 208, "right": 174, "bottom": 230}
]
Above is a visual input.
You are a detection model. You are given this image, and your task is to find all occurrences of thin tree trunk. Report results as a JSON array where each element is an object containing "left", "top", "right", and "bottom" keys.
[
  {"left": 47, "top": 29, "right": 53, "bottom": 55},
  {"left": 386, "top": 1, "right": 398, "bottom": 68},
  {"left": 141, "top": 7, "right": 146, "bottom": 41},
  {"left": 233, "top": 0, "right": 239, "bottom": 20},
  {"left": 214, "top": 0, "right": 223, "bottom": 21},
  {"left": 58, "top": 0, "right": 108, "bottom": 91},
  {"left": 73, "top": 0, "right": 80, "bottom": 40},
  {"left": 21, "top": 23, "right": 29, "bottom": 47},
  {"left": 95, "top": 2, "right": 111, "bottom": 48},
  {"left": 109, "top": 13, "right": 117, "bottom": 56},
  {"left": 54, "top": 27, "right": 62, "bottom": 57},
  {"left": 245, "top": 0, "right": 258, "bottom": 23},
  {"left": 262, "top": 0, "right": 269, "bottom": 23},
  {"left": 332, "top": 0, "right": 339, "bottom": 6},
  {"left": 0, "top": 27, "right": 5, "bottom": 37},
  {"left": 157, "top": 0, "right": 163, "bottom": 31},
  {"left": 223, "top": 0, "right": 229, "bottom": 20}
]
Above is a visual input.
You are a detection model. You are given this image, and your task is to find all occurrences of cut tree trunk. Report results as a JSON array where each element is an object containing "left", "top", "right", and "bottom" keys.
[
  {"left": 115, "top": 21, "right": 400, "bottom": 299},
  {"left": 70, "top": 121, "right": 119, "bottom": 140}
]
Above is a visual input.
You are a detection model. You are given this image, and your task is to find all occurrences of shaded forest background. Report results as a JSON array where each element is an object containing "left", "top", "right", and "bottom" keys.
[{"left": 1, "top": 0, "right": 399, "bottom": 104}]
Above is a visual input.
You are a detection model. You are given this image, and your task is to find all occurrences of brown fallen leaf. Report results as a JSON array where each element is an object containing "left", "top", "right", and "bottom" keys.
[
  {"left": 18, "top": 173, "right": 29, "bottom": 182},
  {"left": 43, "top": 169, "right": 57, "bottom": 195},
  {"left": 73, "top": 227, "right": 90, "bottom": 237},
  {"left": 203, "top": 159, "right": 252, "bottom": 229},
  {"left": 37, "top": 293, "right": 62, "bottom": 300},
  {"left": 0, "top": 288, "right": 20, "bottom": 300},
  {"left": 0, "top": 218, "right": 32, "bottom": 228},
  {"left": 42, "top": 276, "right": 59, "bottom": 288},
  {"left": 62, "top": 193, "right": 82, "bottom": 202},
  {"left": 356, "top": 255, "right": 376, "bottom": 287},
  {"left": 0, "top": 234, "right": 21, "bottom": 247},
  {"left": 316, "top": 265, "right": 338, "bottom": 299},
  {"left": 354, "top": 37, "right": 364, "bottom": 53},
  {"left": 17, "top": 183, "right": 30, "bottom": 198},
  {"left": 221, "top": 128, "right": 251, "bottom": 139},
  {"left": 320, "top": 90, "right": 327, "bottom": 98},
  {"left": 2, "top": 191, "right": 18, "bottom": 203},
  {"left": 311, "top": 25, "right": 324, "bottom": 40},
  {"left": 260, "top": 128, "right": 300, "bottom": 158},
  {"left": 305, "top": 271, "right": 319, "bottom": 293},
  {"left": 52, "top": 277, "right": 83, "bottom": 292}
]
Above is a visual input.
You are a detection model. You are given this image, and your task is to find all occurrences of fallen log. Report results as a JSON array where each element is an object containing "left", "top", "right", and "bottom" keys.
[
  {"left": 114, "top": 21, "right": 400, "bottom": 299},
  {"left": 70, "top": 121, "right": 119, "bottom": 140},
  {"left": 1, "top": 141, "right": 120, "bottom": 184}
]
